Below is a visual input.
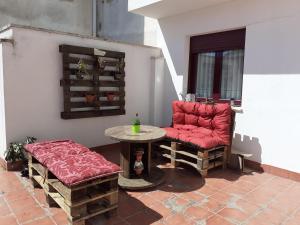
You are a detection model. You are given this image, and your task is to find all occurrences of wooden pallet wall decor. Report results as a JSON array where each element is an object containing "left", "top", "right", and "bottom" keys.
[{"left": 59, "top": 44, "right": 126, "bottom": 119}]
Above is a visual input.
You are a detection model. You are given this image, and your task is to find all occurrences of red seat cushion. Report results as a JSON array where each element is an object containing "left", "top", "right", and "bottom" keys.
[
  {"left": 164, "top": 101, "right": 232, "bottom": 149},
  {"left": 25, "top": 140, "right": 90, "bottom": 165},
  {"left": 45, "top": 151, "right": 121, "bottom": 186},
  {"left": 25, "top": 140, "right": 121, "bottom": 186}
]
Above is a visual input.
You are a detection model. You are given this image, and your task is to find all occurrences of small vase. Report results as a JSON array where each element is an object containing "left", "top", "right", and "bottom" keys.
[
  {"left": 85, "top": 94, "right": 96, "bottom": 104},
  {"left": 107, "top": 94, "right": 115, "bottom": 101},
  {"left": 132, "top": 125, "right": 140, "bottom": 134}
]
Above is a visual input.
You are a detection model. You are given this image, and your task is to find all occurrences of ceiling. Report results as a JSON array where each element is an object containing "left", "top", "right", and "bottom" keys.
[{"left": 128, "top": 0, "right": 234, "bottom": 19}]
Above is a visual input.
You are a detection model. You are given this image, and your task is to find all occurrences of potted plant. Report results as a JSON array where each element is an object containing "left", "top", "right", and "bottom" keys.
[
  {"left": 77, "top": 59, "right": 90, "bottom": 80},
  {"left": 106, "top": 92, "right": 115, "bottom": 101},
  {"left": 132, "top": 113, "right": 141, "bottom": 134},
  {"left": 85, "top": 91, "right": 97, "bottom": 104},
  {"left": 4, "top": 136, "right": 36, "bottom": 171}
]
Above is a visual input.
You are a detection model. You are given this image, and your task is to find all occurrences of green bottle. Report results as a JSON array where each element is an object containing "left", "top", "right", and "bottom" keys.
[{"left": 132, "top": 113, "right": 141, "bottom": 134}]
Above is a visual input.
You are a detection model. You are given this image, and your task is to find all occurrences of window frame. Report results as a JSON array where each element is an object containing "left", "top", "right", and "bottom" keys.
[{"left": 188, "top": 29, "right": 246, "bottom": 105}]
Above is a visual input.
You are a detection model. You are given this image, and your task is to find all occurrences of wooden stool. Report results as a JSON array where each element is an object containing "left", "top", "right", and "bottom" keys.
[{"left": 231, "top": 148, "right": 252, "bottom": 172}]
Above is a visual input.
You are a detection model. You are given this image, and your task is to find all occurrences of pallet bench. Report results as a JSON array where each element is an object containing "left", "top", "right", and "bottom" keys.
[
  {"left": 157, "top": 101, "right": 234, "bottom": 177},
  {"left": 25, "top": 140, "right": 121, "bottom": 225},
  {"left": 154, "top": 141, "right": 227, "bottom": 177}
]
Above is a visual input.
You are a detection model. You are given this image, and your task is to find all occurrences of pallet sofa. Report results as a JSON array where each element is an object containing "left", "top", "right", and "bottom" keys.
[
  {"left": 25, "top": 140, "right": 121, "bottom": 225},
  {"left": 157, "top": 101, "right": 234, "bottom": 177}
]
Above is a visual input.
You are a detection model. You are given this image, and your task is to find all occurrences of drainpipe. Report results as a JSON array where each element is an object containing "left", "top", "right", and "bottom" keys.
[{"left": 92, "top": 0, "right": 97, "bottom": 37}]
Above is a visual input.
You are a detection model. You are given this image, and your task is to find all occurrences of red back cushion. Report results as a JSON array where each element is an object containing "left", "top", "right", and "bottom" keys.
[{"left": 172, "top": 101, "right": 232, "bottom": 145}]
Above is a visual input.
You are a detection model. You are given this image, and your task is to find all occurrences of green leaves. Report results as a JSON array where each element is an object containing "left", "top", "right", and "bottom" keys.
[
  {"left": 132, "top": 113, "right": 141, "bottom": 126},
  {"left": 4, "top": 136, "right": 36, "bottom": 162}
]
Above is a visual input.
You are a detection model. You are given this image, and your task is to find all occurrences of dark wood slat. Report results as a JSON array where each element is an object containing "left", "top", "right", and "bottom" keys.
[
  {"left": 94, "top": 100, "right": 125, "bottom": 107},
  {"left": 64, "top": 69, "right": 124, "bottom": 78},
  {"left": 60, "top": 79, "right": 125, "bottom": 87},
  {"left": 59, "top": 45, "right": 125, "bottom": 58},
  {"left": 100, "top": 80, "right": 125, "bottom": 87},
  {"left": 61, "top": 109, "right": 126, "bottom": 120},
  {"left": 64, "top": 56, "right": 120, "bottom": 67},
  {"left": 70, "top": 100, "right": 125, "bottom": 108},
  {"left": 64, "top": 56, "right": 95, "bottom": 65},
  {"left": 60, "top": 44, "right": 126, "bottom": 119},
  {"left": 98, "top": 61, "right": 121, "bottom": 68},
  {"left": 70, "top": 91, "right": 125, "bottom": 98}
]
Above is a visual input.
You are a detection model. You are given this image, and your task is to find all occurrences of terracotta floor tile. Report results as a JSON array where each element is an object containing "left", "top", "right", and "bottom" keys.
[
  {"left": 89, "top": 214, "right": 126, "bottom": 225},
  {"left": 24, "top": 216, "right": 55, "bottom": 225},
  {"left": 197, "top": 197, "right": 226, "bottom": 213},
  {"left": 8, "top": 196, "right": 38, "bottom": 214},
  {"left": 239, "top": 172, "right": 274, "bottom": 185},
  {"left": 180, "top": 191, "right": 205, "bottom": 203},
  {"left": 184, "top": 205, "right": 213, "bottom": 222},
  {"left": 206, "top": 214, "right": 234, "bottom": 225},
  {"left": 125, "top": 210, "right": 161, "bottom": 225},
  {"left": 210, "top": 191, "right": 233, "bottom": 202},
  {"left": 246, "top": 207, "right": 288, "bottom": 225},
  {"left": 0, "top": 200, "right": 11, "bottom": 217},
  {"left": 138, "top": 194, "right": 158, "bottom": 206},
  {"left": 33, "top": 189, "right": 48, "bottom": 206},
  {"left": 3, "top": 188, "right": 31, "bottom": 203},
  {"left": 14, "top": 206, "right": 46, "bottom": 224},
  {"left": 1, "top": 156, "right": 300, "bottom": 225},
  {"left": 283, "top": 209, "right": 300, "bottom": 225},
  {"left": 0, "top": 215, "right": 18, "bottom": 225},
  {"left": 218, "top": 199, "right": 259, "bottom": 223},
  {"left": 264, "top": 176, "right": 295, "bottom": 189},
  {"left": 148, "top": 191, "right": 174, "bottom": 202},
  {"left": 267, "top": 197, "right": 300, "bottom": 216},
  {"left": 222, "top": 180, "right": 256, "bottom": 196},
  {"left": 243, "top": 187, "right": 277, "bottom": 206},
  {"left": 197, "top": 185, "right": 218, "bottom": 197},
  {"left": 148, "top": 201, "right": 173, "bottom": 218},
  {"left": 163, "top": 196, "right": 190, "bottom": 214},
  {"left": 118, "top": 190, "right": 130, "bottom": 202},
  {"left": 205, "top": 179, "right": 232, "bottom": 190},
  {"left": 118, "top": 198, "right": 145, "bottom": 218},
  {"left": 165, "top": 214, "right": 192, "bottom": 225},
  {"left": 51, "top": 211, "right": 68, "bottom": 225}
]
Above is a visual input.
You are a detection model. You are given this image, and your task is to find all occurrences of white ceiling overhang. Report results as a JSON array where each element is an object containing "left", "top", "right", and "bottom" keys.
[{"left": 128, "top": 0, "right": 233, "bottom": 19}]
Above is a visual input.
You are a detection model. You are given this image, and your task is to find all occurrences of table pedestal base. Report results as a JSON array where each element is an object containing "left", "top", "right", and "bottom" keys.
[{"left": 118, "top": 167, "right": 165, "bottom": 190}]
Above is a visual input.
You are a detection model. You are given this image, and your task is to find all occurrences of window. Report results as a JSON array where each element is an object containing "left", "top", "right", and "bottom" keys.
[{"left": 188, "top": 29, "right": 246, "bottom": 105}]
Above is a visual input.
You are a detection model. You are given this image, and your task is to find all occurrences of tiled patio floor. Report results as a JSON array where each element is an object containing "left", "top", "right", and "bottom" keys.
[{"left": 1, "top": 148, "right": 300, "bottom": 225}]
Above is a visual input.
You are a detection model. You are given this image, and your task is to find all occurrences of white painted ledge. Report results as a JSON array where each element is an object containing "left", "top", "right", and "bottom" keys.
[{"left": 231, "top": 106, "right": 243, "bottom": 113}]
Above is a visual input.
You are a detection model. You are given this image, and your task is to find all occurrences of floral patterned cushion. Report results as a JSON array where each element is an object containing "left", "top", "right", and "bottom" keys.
[{"left": 25, "top": 140, "right": 121, "bottom": 186}]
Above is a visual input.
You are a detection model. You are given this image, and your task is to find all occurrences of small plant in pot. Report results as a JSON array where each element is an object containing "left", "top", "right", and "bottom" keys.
[
  {"left": 85, "top": 91, "right": 97, "bottom": 104},
  {"left": 4, "top": 136, "right": 36, "bottom": 171},
  {"left": 132, "top": 113, "right": 141, "bottom": 134},
  {"left": 77, "top": 59, "right": 90, "bottom": 80},
  {"left": 106, "top": 92, "right": 115, "bottom": 102}
]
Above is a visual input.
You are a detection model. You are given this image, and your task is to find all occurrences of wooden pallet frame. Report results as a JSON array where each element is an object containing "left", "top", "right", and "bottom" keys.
[
  {"left": 59, "top": 44, "right": 126, "bottom": 119},
  {"left": 154, "top": 108, "right": 236, "bottom": 177},
  {"left": 28, "top": 154, "right": 118, "bottom": 225},
  {"left": 154, "top": 141, "right": 227, "bottom": 177}
]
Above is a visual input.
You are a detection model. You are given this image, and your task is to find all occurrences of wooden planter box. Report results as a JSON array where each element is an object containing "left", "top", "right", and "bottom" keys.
[{"left": 0, "top": 158, "right": 24, "bottom": 171}]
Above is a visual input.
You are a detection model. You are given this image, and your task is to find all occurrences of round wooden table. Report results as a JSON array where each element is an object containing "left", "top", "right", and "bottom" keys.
[{"left": 105, "top": 125, "right": 166, "bottom": 190}]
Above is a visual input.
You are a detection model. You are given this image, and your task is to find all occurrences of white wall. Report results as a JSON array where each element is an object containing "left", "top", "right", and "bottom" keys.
[
  {"left": 0, "top": 44, "right": 6, "bottom": 157},
  {"left": 155, "top": 0, "right": 300, "bottom": 172},
  {"left": 98, "top": 0, "right": 158, "bottom": 46},
  {"left": 0, "top": 26, "right": 161, "bottom": 158},
  {"left": 0, "top": 0, "right": 92, "bottom": 35}
]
